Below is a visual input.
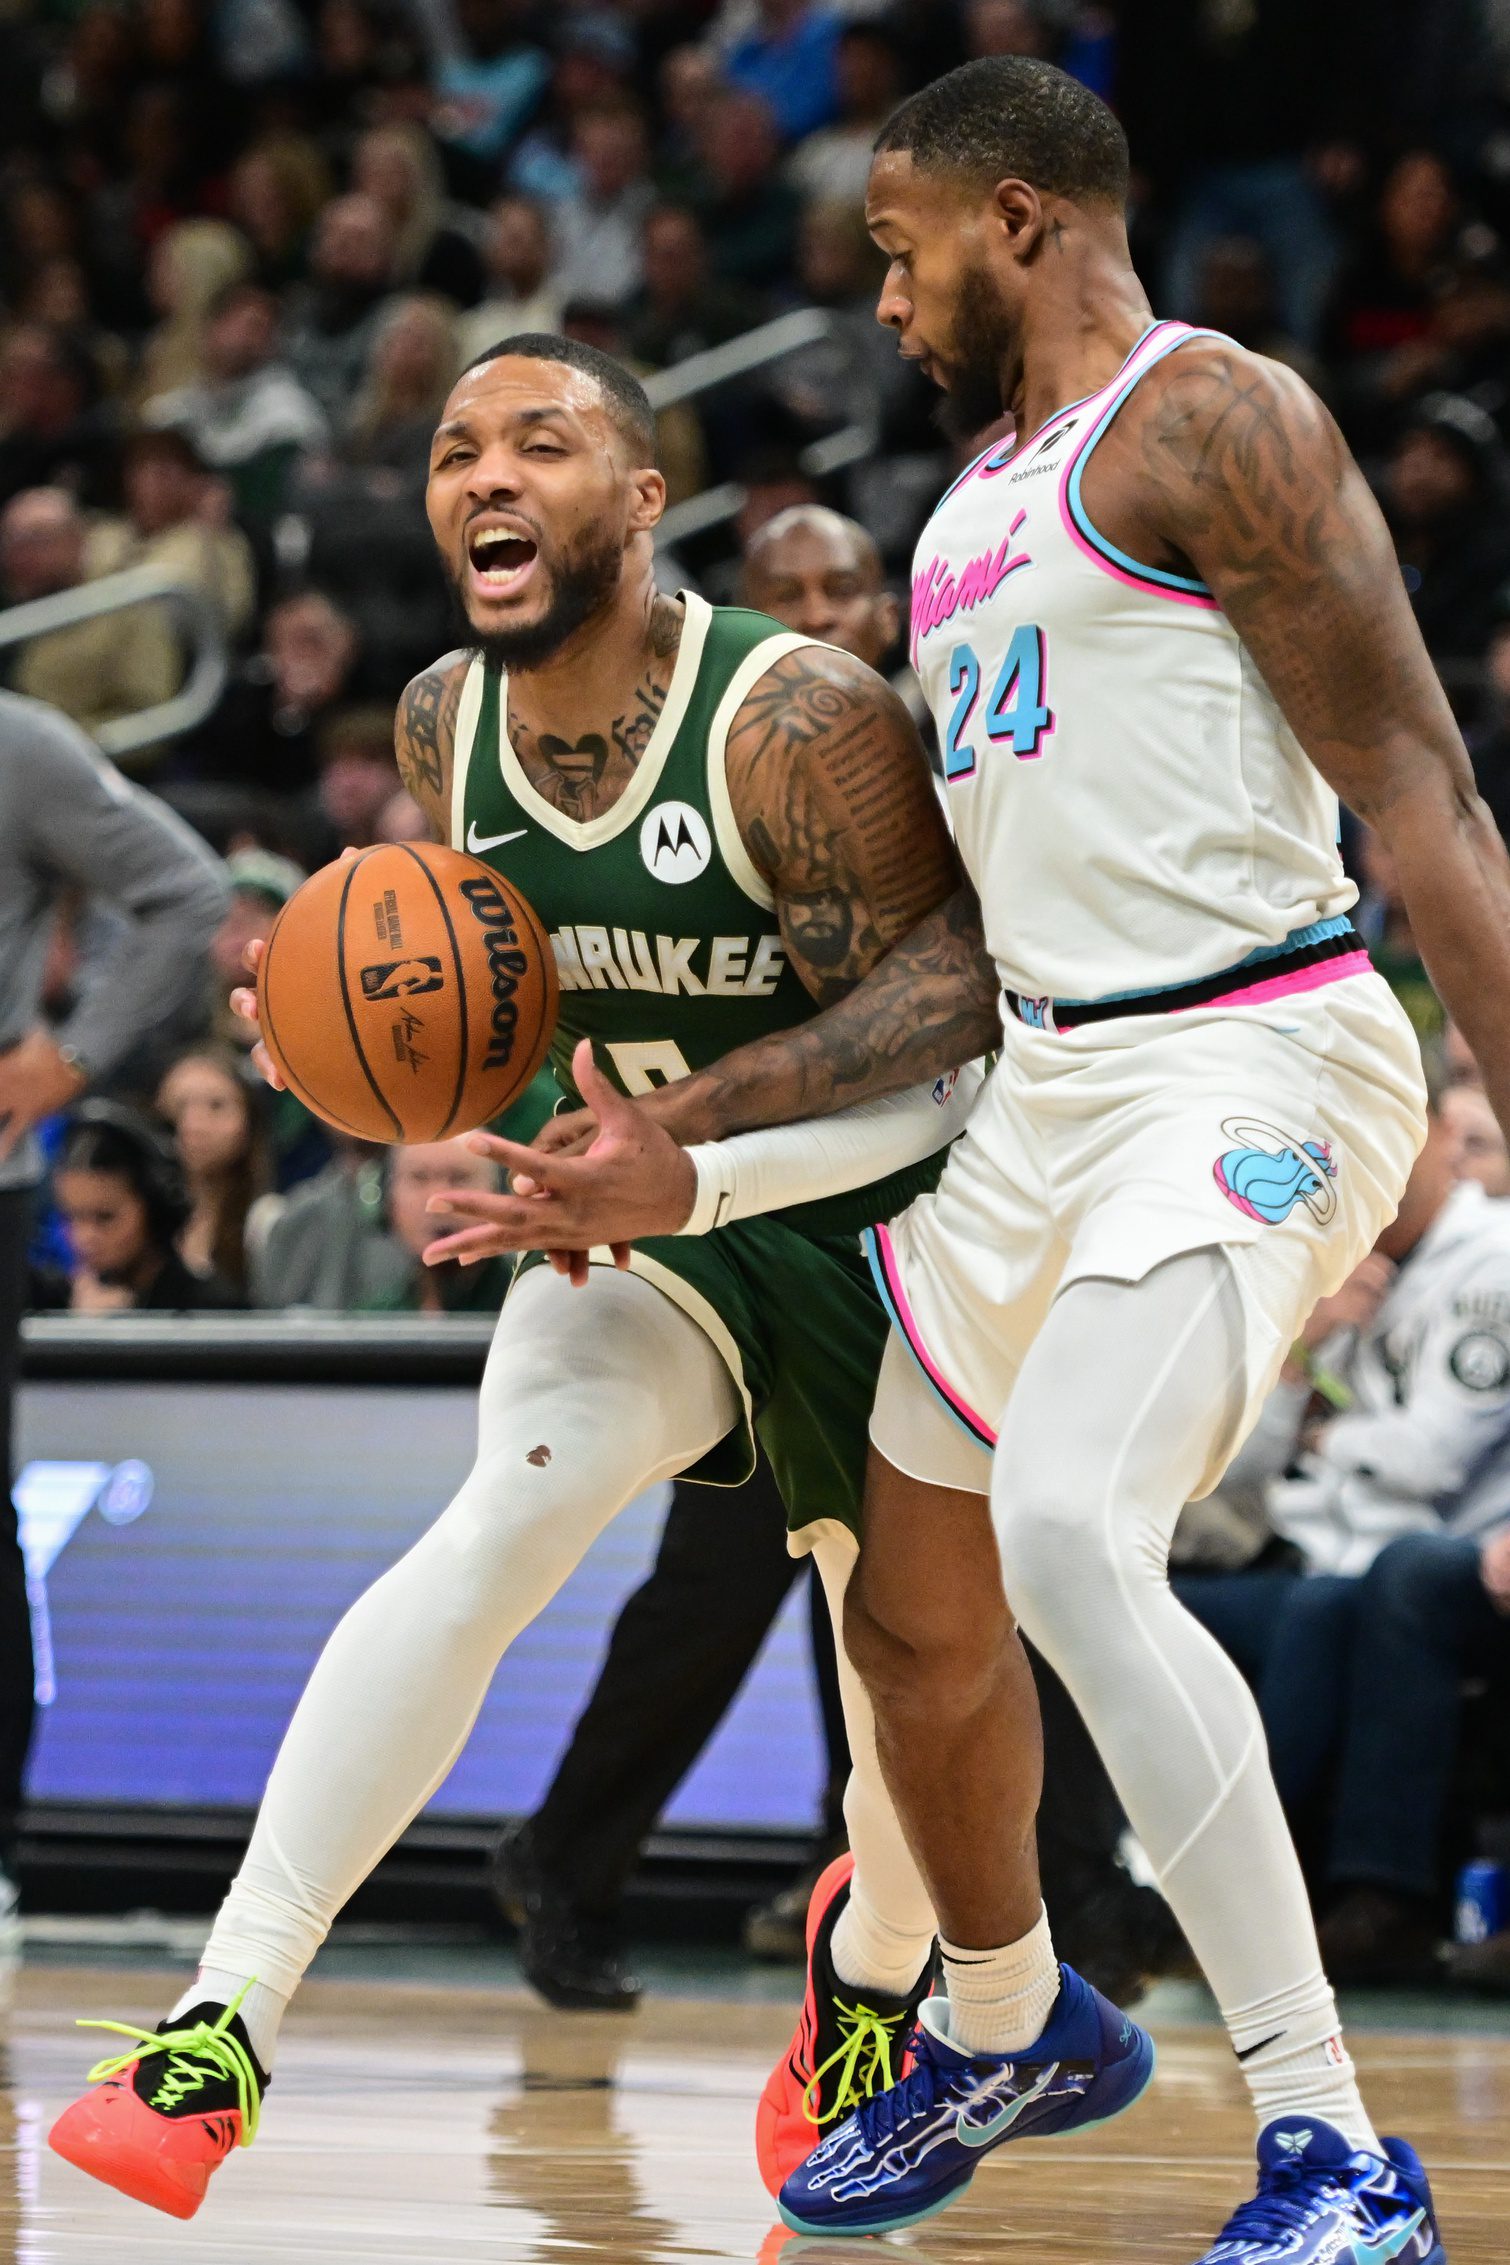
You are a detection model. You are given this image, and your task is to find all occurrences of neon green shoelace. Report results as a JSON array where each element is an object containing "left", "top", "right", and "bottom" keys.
[
  {"left": 803, "top": 1999, "right": 907, "bottom": 2129},
  {"left": 78, "top": 1980, "right": 263, "bottom": 2147}
]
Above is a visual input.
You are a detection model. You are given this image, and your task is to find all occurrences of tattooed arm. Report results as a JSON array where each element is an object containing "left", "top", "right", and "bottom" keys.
[
  {"left": 624, "top": 647, "right": 1001, "bottom": 1145},
  {"left": 393, "top": 650, "right": 470, "bottom": 843},
  {"left": 1093, "top": 343, "right": 1510, "bottom": 1135}
]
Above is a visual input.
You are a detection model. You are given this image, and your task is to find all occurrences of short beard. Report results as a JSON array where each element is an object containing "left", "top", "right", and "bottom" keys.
[
  {"left": 933, "top": 261, "right": 1013, "bottom": 447},
  {"left": 452, "top": 525, "right": 625, "bottom": 673}
]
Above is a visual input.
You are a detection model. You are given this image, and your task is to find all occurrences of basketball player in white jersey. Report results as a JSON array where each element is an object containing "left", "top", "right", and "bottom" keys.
[{"left": 431, "top": 58, "right": 1510, "bottom": 2262}]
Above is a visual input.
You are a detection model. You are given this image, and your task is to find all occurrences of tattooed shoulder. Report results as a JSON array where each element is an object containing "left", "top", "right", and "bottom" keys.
[{"left": 395, "top": 651, "right": 470, "bottom": 839}]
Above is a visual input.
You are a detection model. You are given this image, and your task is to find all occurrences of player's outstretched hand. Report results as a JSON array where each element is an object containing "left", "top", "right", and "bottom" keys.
[{"left": 422, "top": 1039, "right": 698, "bottom": 1284}]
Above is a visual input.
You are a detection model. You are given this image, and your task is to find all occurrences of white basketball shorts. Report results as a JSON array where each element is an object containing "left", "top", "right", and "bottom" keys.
[{"left": 866, "top": 970, "right": 1427, "bottom": 1490}]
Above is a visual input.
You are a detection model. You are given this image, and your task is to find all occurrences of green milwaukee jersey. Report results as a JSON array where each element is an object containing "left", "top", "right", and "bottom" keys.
[
  {"left": 450, "top": 591, "right": 938, "bottom": 1242},
  {"left": 449, "top": 592, "right": 953, "bottom": 1529}
]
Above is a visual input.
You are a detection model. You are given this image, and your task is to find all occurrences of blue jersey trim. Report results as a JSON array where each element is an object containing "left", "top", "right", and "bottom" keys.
[
  {"left": 1063, "top": 327, "right": 1222, "bottom": 596},
  {"left": 1052, "top": 915, "right": 1354, "bottom": 1011}
]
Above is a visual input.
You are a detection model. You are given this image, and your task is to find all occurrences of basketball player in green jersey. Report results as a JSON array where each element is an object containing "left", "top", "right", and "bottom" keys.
[{"left": 47, "top": 335, "right": 1002, "bottom": 2219}]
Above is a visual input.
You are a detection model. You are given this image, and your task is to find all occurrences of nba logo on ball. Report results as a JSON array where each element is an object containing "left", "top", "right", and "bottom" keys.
[{"left": 640, "top": 800, "right": 711, "bottom": 884}]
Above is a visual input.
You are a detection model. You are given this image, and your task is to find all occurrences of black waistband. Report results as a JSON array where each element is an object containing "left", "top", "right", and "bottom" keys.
[{"left": 1004, "top": 924, "right": 1366, "bottom": 1034}]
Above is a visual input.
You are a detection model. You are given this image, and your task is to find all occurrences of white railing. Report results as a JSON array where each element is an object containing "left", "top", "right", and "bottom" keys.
[{"left": 0, "top": 564, "right": 228, "bottom": 760}]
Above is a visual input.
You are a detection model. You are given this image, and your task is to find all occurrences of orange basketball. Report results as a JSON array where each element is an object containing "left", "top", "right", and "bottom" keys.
[{"left": 257, "top": 842, "right": 558, "bottom": 1143}]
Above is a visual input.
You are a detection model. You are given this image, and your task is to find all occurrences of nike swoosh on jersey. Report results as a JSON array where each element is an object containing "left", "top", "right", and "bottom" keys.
[
  {"left": 955, "top": 2061, "right": 1058, "bottom": 2150},
  {"left": 466, "top": 823, "right": 527, "bottom": 853}
]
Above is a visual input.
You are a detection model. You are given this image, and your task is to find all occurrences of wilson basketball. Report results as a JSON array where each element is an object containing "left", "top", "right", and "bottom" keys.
[{"left": 257, "top": 842, "right": 558, "bottom": 1143}]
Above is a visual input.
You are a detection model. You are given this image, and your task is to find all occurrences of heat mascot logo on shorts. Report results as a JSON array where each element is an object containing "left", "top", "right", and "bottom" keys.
[{"left": 1213, "top": 1117, "right": 1339, "bottom": 1226}]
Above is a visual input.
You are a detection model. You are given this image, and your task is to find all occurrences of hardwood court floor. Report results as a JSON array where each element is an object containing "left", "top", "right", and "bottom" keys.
[{"left": 10, "top": 1960, "right": 1510, "bottom": 2262}]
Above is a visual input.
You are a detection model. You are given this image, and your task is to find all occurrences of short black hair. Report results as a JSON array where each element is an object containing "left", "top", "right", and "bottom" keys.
[
  {"left": 458, "top": 332, "right": 657, "bottom": 464},
  {"left": 875, "top": 56, "right": 1129, "bottom": 209}
]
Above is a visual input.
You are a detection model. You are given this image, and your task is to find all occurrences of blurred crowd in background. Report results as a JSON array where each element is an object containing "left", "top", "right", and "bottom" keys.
[{"left": 8, "top": 0, "right": 1510, "bottom": 1984}]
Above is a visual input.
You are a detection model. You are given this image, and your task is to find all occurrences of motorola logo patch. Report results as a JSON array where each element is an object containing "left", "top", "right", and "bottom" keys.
[{"left": 640, "top": 800, "right": 712, "bottom": 884}]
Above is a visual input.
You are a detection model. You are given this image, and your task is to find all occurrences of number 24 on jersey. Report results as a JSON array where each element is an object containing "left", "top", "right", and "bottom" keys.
[{"left": 943, "top": 624, "right": 1054, "bottom": 782}]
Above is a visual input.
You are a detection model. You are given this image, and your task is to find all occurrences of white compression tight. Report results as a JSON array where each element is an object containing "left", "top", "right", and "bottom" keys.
[
  {"left": 190, "top": 1264, "right": 933, "bottom": 2056},
  {"left": 993, "top": 1248, "right": 1372, "bottom": 2143}
]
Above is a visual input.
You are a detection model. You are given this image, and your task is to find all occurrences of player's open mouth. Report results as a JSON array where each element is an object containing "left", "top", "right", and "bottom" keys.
[{"left": 467, "top": 526, "right": 539, "bottom": 598}]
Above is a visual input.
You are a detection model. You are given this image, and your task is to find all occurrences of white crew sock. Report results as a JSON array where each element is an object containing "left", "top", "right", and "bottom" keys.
[
  {"left": 1226, "top": 1973, "right": 1380, "bottom": 2155},
  {"left": 936, "top": 1906, "right": 1061, "bottom": 2055},
  {"left": 830, "top": 1878, "right": 934, "bottom": 1997},
  {"left": 170, "top": 1969, "right": 288, "bottom": 2073}
]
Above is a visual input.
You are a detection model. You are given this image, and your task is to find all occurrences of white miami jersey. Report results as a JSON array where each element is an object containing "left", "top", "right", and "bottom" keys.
[{"left": 911, "top": 319, "right": 1357, "bottom": 1006}]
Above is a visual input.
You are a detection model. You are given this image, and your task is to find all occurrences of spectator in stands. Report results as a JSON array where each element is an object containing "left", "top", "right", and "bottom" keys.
[
  {"left": 134, "top": 219, "right": 254, "bottom": 407},
  {"left": 507, "top": 15, "right": 641, "bottom": 206},
  {"left": 429, "top": 0, "right": 551, "bottom": 178},
  {"left": 721, "top": 0, "right": 842, "bottom": 146},
  {"left": 369, "top": 1139, "right": 509, "bottom": 1313},
  {"left": 340, "top": 294, "right": 460, "bottom": 478},
  {"left": 788, "top": 21, "right": 908, "bottom": 210},
  {"left": 1381, "top": 393, "right": 1510, "bottom": 680},
  {"left": 0, "top": 488, "right": 180, "bottom": 752},
  {"left": 0, "top": 326, "right": 116, "bottom": 511},
  {"left": 456, "top": 195, "right": 564, "bottom": 367},
  {"left": 187, "top": 588, "right": 360, "bottom": 800},
  {"left": 227, "top": 139, "right": 331, "bottom": 293},
  {"left": 249, "top": 1135, "right": 399, "bottom": 1308},
  {"left": 309, "top": 705, "right": 402, "bottom": 858},
  {"left": 689, "top": 90, "right": 802, "bottom": 290},
  {"left": 145, "top": 280, "right": 328, "bottom": 523},
  {"left": 156, "top": 1044, "right": 272, "bottom": 1295},
  {"left": 1443, "top": 1080, "right": 1510, "bottom": 1198},
  {"left": 965, "top": 0, "right": 1064, "bottom": 61},
  {"left": 1324, "top": 152, "right": 1465, "bottom": 440},
  {"left": 351, "top": 122, "right": 485, "bottom": 309},
  {"left": 740, "top": 503, "right": 899, "bottom": 664},
  {"left": 626, "top": 204, "right": 765, "bottom": 370},
  {"left": 283, "top": 192, "right": 399, "bottom": 426},
  {"left": 1179, "top": 1094, "right": 1510, "bottom": 1980},
  {"left": 766, "top": 199, "right": 902, "bottom": 444},
  {"left": 104, "top": 430, "right": 257, "bottom": 644},
  {"left": 552, "top": 102, "right": 656, "bottom": 309},
  {"left": 656, "top": 42, "right": 724, "bottom": 199},
  {"left": 1189, "top": 236, "right": 1323, "bottom": 390},
  {"left": 42, "top": 1101, "right": 242, "bottom": 1312}
]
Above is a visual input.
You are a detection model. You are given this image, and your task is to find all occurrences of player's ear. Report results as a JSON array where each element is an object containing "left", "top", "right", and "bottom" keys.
[
  {"left": 992, "top": 177, "right": 1044, "bottom": 261},
  {"left": 627, "top": 465, "right": 666, "bottom": 536}
]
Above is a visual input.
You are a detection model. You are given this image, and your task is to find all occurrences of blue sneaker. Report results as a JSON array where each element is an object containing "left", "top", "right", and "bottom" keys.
[
  {"left": 776, "top": 1962, "right": 1154, "bottom": 2236},
  {"left": 1194, "top": 2115, "right": 1446, "bottom": 2263}
]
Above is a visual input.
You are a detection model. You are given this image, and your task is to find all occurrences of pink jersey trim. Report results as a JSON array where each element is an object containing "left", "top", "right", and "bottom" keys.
[
  {"left": 1058, "top": 322, "right": 1225, "bottom": 611},
  {"left": 869, "top": 1222, "right": 999, "bottom": 1449},
  {"left": 1201, "top": 949, "right": 1373, "bottom": 1011}
]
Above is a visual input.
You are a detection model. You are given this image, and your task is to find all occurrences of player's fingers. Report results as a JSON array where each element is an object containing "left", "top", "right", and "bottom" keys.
[
  {"left": 421, "top": 1222, "right": 509, "bottom": 1265},
  {"left": 464, "top": 1127, "right": 588, "bottom": 1195},
  {"left": 426, "top": 1187, "right": 536, "bottom": 1225},
  {"left": 231, "top": 986, "right": 259, "bottom": 1022},
  {"left": 337, "top": 844, "right": 363, "bottom": 863},
  {"left": 532, "top": 1109, "right": 597, "bottom": 1155},
  {"left": 610, "top": 1241, "right": 631, "bottom": 1269},
  {"left": 573, "top": 1039, "right": 638, "bottom": 1133},
  {"left": 240, "top": 937, "right": 267, "bottom": 974},
  {"left": 569, "top": 1249, "right": 591, "bottom": 1288},
  {"left": 250, "top": 1040, "right": 285, "bottom": 1091}
]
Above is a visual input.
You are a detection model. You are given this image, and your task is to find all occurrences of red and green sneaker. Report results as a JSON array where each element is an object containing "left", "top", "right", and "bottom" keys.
[
  {"left": 755, "top": 1852, "right": 934, "bottom": 2197},
  {"left": 49, "top": 1991, "right": 269, "bottom": 2220}
]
